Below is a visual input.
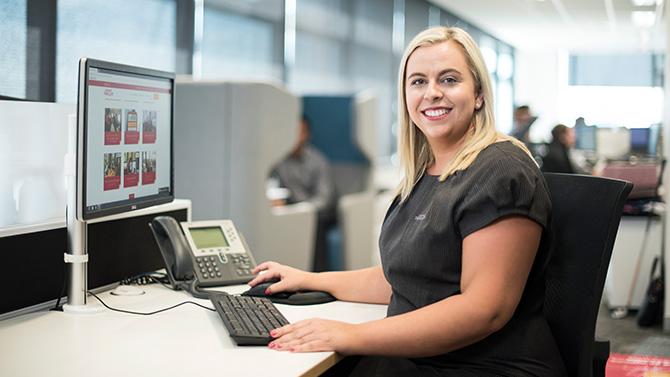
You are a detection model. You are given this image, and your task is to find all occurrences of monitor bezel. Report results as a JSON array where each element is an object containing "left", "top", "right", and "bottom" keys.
[{"left": 76, "top": 58, "right": 175, "bottom": 221}]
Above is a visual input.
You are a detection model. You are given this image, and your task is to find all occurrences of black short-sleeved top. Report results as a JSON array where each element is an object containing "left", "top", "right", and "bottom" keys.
[{"left": 379, "top": 141, "right": 567, "bottom": 377}]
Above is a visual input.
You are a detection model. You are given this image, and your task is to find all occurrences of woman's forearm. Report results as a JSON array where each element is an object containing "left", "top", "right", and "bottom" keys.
[
  {"left": 347, "top": 292, "right": 502, "bottom": 357},
  {"left": 306, "top": 266, "right": 391, "bottom": 304}
]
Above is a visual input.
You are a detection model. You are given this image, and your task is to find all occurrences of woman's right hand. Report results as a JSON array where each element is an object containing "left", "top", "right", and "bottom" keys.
[{"left": 248, "top": 261, "right": 314, "bottom": 295}]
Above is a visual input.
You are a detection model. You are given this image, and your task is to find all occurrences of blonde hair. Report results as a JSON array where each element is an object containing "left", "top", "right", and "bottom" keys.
[{"left": 396, "top": 26, "right": 532, "bottom": 201}]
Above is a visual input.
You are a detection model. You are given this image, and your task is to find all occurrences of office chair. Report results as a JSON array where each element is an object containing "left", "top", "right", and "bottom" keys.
[{"left": 543, "top": 173, "right": 633, "bottom": 377}]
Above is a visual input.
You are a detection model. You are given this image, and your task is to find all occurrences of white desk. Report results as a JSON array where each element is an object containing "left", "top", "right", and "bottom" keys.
[
  {"left": 0, "top": 285, "right": 387, "bottom": 377},
  {"left": 604, "top": 216, "right": 662, "bottom": 312}
]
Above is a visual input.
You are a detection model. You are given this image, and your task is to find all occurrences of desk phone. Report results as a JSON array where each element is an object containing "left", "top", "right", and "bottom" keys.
[{"left": 149, "top": 216, "right": 257, "bottom": 287}]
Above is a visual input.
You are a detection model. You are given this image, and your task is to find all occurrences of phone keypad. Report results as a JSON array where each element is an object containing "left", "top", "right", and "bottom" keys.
[
  {"left": 195, "top": 256, "right": 222, "bottom": 279},
  {"left": 231, "top": 254, "right": 252, "bottom": 276},
  {"left": 194, "top": 253, "right": 254, "bottom": 281}
]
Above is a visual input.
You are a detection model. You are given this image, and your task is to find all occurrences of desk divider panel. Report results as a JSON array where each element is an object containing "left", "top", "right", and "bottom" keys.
[{"left": 0, "top": 208, "right": 187, "bottom": 317}]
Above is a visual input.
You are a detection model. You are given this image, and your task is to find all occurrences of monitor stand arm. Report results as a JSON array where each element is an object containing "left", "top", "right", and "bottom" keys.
[{"left": 63, "top": 113, "right": 102, "bottom": 314}]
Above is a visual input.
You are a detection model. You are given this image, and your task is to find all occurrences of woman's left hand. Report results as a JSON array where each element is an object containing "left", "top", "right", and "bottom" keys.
[{"left": 268, "top": 318, "right": 357, "bottom": 354}]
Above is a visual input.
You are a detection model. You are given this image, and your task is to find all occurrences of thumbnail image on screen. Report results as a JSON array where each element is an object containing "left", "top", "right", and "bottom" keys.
[{"left": 124, "top": 109, "right": 140, "bottom": 144}]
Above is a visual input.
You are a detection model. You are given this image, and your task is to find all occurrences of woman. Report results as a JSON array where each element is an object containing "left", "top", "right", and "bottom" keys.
[{"left": 248, "top": 26, "right": 567, "bottom": 376}]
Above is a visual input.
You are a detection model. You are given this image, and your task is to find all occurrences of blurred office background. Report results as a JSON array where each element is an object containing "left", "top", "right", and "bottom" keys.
[
  {"left": 1, "top": 0, "right": 669, "bottom": 356},
  {"left": 2, "top": 0, "right": 665, "bottom": 228},
  {"left": 1, "top": 0, "right": 527, "bottom": 227}
]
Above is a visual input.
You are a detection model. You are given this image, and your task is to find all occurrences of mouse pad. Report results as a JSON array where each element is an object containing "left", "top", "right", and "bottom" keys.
[{"left": 242, "top": 290, "right": 336, "bottom": 305}]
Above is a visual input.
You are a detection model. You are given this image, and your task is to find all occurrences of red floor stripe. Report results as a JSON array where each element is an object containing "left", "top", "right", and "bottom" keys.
[{"left": 607, "top": 353, "right": 670, "bottom": 376}]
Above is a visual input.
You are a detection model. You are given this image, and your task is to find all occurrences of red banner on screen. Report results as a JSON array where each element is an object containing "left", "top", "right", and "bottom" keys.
[
  {"left": 124, "top": 173, "right": 139, "bottom": 188},
  {"left": 143, "top": 131, "right": 156, "bottom": 144},
  {"left": 88, "top": 80, "right": 171, "bottom": 94},
  {"left": 142, "top": 171, "right": 156, "bottom": 185},
  {"left": 105, "top": 132, "right": 121, "bottom": 145},
  {"left": 104, "top": 176, "right": 121, "bottom": 191},
  {"left": 124, "top": 131, "right": 139, "bottom": 144}
]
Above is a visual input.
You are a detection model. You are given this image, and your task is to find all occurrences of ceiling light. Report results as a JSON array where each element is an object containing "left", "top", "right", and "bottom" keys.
[
  {"left": 631, "top": 10, "right": 656, "bottom": 27},
  {"left": 631, "top": 0, "right": 665, "bottom": 5},
  {"left": 631, "top": 0, "right": 656, "bottom": 6}
]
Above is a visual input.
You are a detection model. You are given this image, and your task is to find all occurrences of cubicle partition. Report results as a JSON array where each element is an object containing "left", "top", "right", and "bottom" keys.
[
  {"left": 303, "top": 93, "right": 380, "bottom": 270},
  {"left": 174, "top": 81, "right": 316, "bottom": 271},
  {"left": 303, "top": 95, "right": 371, "bottom": 196}
]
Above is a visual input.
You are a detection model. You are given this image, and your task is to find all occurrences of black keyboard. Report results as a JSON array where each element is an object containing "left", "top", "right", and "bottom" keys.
[{"left": 210, "top": 294, "right": 290, "bottom": 346}]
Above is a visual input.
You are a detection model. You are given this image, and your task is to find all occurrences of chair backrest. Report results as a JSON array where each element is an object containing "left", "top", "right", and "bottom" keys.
[{"left": 543, "top": 173, "right": 633, "bottom": 377}]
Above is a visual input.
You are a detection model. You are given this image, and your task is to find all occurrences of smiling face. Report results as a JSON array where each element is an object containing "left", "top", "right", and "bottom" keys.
[{"left": 404, "top": 40, "right": 481, "bottom": 155}]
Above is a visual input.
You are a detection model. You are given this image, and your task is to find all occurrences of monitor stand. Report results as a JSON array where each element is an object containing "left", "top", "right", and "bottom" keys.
[
  {"left": 63, "top": 113, "right": 102, "bottom": 314},
  {"left": 62, "top": 215, "right": 102, "bottom": 314}
]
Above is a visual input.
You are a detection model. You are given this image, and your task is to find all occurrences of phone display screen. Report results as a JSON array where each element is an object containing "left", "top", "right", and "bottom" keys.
[{"left": 189, "top": 226, "right": 229, "bottom": 249}]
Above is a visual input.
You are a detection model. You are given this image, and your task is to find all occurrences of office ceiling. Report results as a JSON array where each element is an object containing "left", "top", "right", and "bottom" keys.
[{"left": 431, "top": 0, "right": 665, "bottom": 52}]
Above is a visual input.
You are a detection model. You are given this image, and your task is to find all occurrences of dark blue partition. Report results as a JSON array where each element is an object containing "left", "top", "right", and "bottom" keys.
[{"left": 302, "top": 96, "right": 368, "bottom": 164}]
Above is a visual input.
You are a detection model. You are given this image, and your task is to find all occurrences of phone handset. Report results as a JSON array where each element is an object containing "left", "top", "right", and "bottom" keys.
[
  {"left": 149, "top": 216, "right": 258, "bottom": 293},
  {"left": 148, "top": 216, "right": 195, "bottom": 289}
]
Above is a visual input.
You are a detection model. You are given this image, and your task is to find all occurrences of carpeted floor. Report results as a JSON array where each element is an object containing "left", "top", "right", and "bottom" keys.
[{"left": 595, "top": 302, "right": 670, "bottom": 357}]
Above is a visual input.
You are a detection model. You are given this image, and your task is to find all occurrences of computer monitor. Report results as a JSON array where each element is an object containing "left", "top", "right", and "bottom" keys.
[
  {"left": 648, "top": 123, "right": 661, "bottom": 156},
  {"left": 575, "top": 125, "right": 597, "bottom": 151},
  {"left": 76, "top": 58, "right": 174, "bottom": 221},
  {"left": 596, "top": 127, "right": 630, "bottom": 160},
  {"left": 629, "top": 127, "right": 650, "bottom": 155}
]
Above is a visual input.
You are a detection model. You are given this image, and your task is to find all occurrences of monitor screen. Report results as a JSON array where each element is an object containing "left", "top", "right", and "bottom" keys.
[
  {"left": 76, "top": 59, "right": 174, "bottom": 220},
  {"left": 630, "top": 128, "right": 650, "bottom": 155},
  {"left": 575, "top": 126, "right": 597, "bottom": 151},
  {"left": 596, "top": 127, "right": 631, "bottom": 159},
  {"left": 648, "top": 123, "right": 661, "bottom": 156}
]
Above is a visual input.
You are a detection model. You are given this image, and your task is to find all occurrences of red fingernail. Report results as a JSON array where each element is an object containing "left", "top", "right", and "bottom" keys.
[
  {"left": 264, "top": 289, "right": 271, "bottom": 295},
  {"left": 270, "top": 330, "right": 276, "bottom": 337}
]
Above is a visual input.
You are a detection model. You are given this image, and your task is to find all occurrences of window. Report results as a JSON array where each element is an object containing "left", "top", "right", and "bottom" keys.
[
  {"left": 201, "top": 2, "right": 283, "bottom": 82},
  {"left": 496, "top": 48, "right": 514, "bottom": 134},
  {"left": 404, "top": 0, "right": 430, "bottom": 45},
  {"left": 566, "top": 53, "right": 663, "bottom": 128},
  {"left": 0, "top": 0, "right": 27, "bottom": 99},
  {"left": 56, "top": 0, "right": 176, "bottom": 103},
  {"left": 496, "top": 80, "right": 513, "bottom": 133},
  {"left": 570, "top": 53, "right": 658, "bottom": 87},
  {"left": 292, "top": 0, "right": 351, "bottom": 93},
  {"left": 350, "top": 0, "right": 395, "bottom": 157}
]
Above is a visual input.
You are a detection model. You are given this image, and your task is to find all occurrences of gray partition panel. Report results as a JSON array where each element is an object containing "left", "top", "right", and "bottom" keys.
[{"left": 174, "top": 82, "right": 232, "bottom": 220}]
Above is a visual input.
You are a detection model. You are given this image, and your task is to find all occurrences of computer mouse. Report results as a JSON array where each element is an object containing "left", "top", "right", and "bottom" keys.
[
  {"left": 243, "top": 279, "right": 291, "bottom": 299},
  {"left": 241, "top": 279, "right": 336, "bottom": 305}
]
